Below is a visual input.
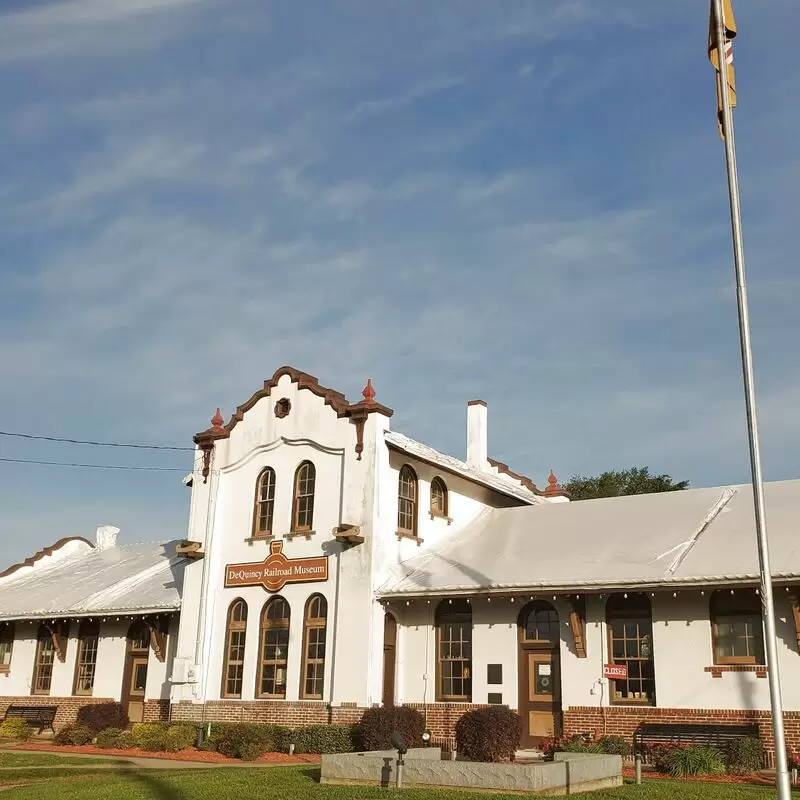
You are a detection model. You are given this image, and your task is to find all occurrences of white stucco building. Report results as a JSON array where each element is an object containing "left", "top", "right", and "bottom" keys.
[{"left": 2, "top": 364, "right": 800, "bottom": 762}]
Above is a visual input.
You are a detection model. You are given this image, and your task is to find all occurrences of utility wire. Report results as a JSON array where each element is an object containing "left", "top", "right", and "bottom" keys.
[
  {"left": 0, "top": 430, "right": 193, "bottom": 451},
  {"left": 0, "top": 457, "right": 188, "bottom": 472}
]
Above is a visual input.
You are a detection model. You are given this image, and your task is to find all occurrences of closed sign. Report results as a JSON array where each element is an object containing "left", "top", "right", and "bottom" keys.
[{"left": 603, "top": 663, "right": 628, "bottom": 679}]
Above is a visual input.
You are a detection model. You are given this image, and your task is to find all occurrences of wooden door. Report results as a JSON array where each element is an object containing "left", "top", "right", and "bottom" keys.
[
  {"left": 520, "top": 650, "right": 561, "bottom": 746},
  {"left": 382, "top": 613, "right": 397, "bottom": 706},
  {"left": 125, "top": 655, "right": 148, "bottom": 724}
]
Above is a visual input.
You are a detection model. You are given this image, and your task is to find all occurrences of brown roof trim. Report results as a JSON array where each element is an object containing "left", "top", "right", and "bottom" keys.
[
  {"left": 467, "top": 399, "right": 487, "bottom": 407},
  {"left": 385, "top": 441, "right": 536, "bottom": 505},
  {"left": 193, "top": 368, "right": 394, "bottom": 471},
  {"left": 0, "top": 536, "right": 94, "bottom": 580},
  {"left": 487, "top": 457, "right": 545, "bottom": 496}
]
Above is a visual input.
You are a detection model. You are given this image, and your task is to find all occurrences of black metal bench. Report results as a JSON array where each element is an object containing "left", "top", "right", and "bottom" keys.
[
  {"left": 634, "top": 722, "right": 760, "bottom": 761},
  {"left": 3, "top": 705, "right": 58, "bottom": 734}
]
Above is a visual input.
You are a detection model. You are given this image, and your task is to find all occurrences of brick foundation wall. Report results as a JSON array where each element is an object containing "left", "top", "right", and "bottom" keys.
[
  {"left": 564, "top": 705, "right": 800, "bottom": 766},
  {"left": 0, "top": 696, "right": 170, "bottom": 731},
  {"left": 169, "top": 700, "right": 488, "bottom": 748},
  {"left": 170, "top": 700, "right": 365, "bottom": 728}
]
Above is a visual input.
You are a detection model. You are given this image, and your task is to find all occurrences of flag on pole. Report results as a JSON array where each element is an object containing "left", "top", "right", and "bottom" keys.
[{"left": 708, "top": 0, "right": 737, "bottom": 138}]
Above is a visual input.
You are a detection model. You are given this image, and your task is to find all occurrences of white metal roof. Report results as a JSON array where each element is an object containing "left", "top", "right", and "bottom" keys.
[
  {"left": 384, "top": 431, "right": 547, "bottom": 505},
  {"left": 0, "top": 541, "right": 185, "bottom": 621},
  {"left": 377, "top": 479, "right": 800, "bottom": 596}
]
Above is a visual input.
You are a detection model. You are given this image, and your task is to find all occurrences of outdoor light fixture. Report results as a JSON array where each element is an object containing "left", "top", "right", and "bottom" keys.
[
  {"left": 391, "top": 731, "right": 407, "bottom": 789},
  {"left": 422, "top": 729, "right": 431, "bottom": 747}
]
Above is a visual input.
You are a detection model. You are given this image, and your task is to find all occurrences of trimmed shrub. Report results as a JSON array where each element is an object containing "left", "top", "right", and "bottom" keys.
[
  {"left": 357, "top": 707, "right": 425, "bottom": 752},
  {"left": 95, "top": 728, "right": 123, "bottom": 749},
  {"left": 76, "top": 702, "right": 129, "bottom": 733},
  {"left": 455, "top": 707, "right": 523, "bottom": 763},
  {"left": 132, "top": 722, "right": 169, "bottom": 752},
  {"left": 54, "top": 725, "right": 93, "bottom": 746},
  {"left": 597, "top": 736, "right": 632, "bottom": 756},
  {"left": 0, "top": 718, "right": 32, "bottom": 740},
  {"left": 213, "top": 724, "right": 273, "bottom": 760},
  {"left": 725, "top": 736, "right": 764, "bottom": 774},
  {"left": 115, "top": 731, "right": 136, "bottom": 750},
  {"left": 664, "top": 745, "right": 725, "bottom": 777},
  {"left": 165, "top": 724, "right": 197, "bottom": 753},
  {"left": 541, "top": 734, "right": 601, "bottom": 761},
  {"left": 292, "top": 725, "right": 357, "bottom": 754}
]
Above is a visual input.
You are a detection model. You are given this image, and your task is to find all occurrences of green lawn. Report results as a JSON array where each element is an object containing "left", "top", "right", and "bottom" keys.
[
  {"left": 0, "top": 764, "right": 794, "bottom": 800},
  {"left": 0, "top": 752, "right": 131, "bottom": 767}
]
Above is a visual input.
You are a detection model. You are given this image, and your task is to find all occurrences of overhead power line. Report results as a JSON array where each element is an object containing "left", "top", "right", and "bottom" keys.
[
  {"left": 0, "top": 457, "right": 187, "bottom": 472},
  {"left": 0, "top": 430, "right": 193, "bottom": 451}
]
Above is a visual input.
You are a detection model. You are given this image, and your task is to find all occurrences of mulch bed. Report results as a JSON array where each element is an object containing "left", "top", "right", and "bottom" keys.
[
  {"left": 9, "top": 742, "right": 321, "bottom": 766},
  {"left": 621, "top": 767, "right": 773, "bottom": 786}
]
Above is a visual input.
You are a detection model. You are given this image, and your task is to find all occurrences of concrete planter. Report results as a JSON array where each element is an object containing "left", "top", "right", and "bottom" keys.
[{"left": 321, "top": 748, "right": 622, "bottom": 795}]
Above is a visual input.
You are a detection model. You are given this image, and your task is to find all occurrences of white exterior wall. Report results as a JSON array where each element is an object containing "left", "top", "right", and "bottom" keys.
[
  {"left": 0, "top": 616, "right": 178, "bottom": 702},
  {"left": 386, "top": 590, "right": 800, "bottom": 715},
  {"left": 173, "top": 372, "right": 387, "bottom": 708}
]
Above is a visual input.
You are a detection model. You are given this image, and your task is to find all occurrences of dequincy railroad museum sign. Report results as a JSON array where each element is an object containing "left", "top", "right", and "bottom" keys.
[{"left": 224, "top": 540, "right": 328, "bottom": 593}]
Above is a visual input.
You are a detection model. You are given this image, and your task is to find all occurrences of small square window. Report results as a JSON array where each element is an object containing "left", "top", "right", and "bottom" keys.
[
  {"left": 488, "top": 693, "right": 503, "bottom": 705},
  {"left": 487, "top": 664, "right": 503, "bottom": 685}
]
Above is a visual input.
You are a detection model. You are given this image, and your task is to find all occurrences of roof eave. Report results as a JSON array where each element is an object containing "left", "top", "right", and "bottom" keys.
[
  {"left": 0, "top": 604, "right": 181, "bottom": 623},
  {"left": 376, "top": 573, "right": 800, "bottom": 600},
  {"left": 384, "top": 440, "right": 540, "bottom": 505}
]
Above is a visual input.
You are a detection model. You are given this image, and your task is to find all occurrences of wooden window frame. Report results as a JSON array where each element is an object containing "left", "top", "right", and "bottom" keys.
[
  {"left": 0, "top": 623, "right": 13, "bottom": 673},
  {"left": 710, "top": 590, "right": 765, "bottom": 666},
  {"left": 435, "top": 600, "right": 472, "bottom": 702},
  {"left": 429, "top": 476, "right": 450, "bottom": 522},
  {"left": 520, "top": 601, "right": 560, "bottom": 646},
  {"left": 397, "top": 465, "right": 419, "bottom": 538},
  {"left": 31, "top": 624, "right": 56, "bottom": 696},
  {"left": 73, "top": 621, "right": 100, "bottom": 696},
  {"left": 606, "top": 593, "right": 656, "bottom": 707},
  {"left": 256, "top": 596, "right": 290, "bottom": 699},
  {"left": 252, "top": 467, "right": 276, "bottom": 539},
  {"left": 221, "top": 599, "right": 248, "bottom": 699},
  {"left": 300, "top": 594, "right": 327, "bottom": 700},
  {"left": 291, "top": 461, "right": 316, "bottom": 533}
]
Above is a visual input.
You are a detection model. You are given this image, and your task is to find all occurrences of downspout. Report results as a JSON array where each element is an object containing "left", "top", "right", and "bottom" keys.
[{"left": 328, "top": 546, "right": 343, "bottom": 720}]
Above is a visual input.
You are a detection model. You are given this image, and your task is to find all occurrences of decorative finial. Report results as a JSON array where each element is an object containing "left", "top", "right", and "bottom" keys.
[
  {"left": 362, "top": 378, "right": 376, "bottom": 403},
  {"left": 211, "top": 408, "right": 224, "bottom": 429},
  {"left": 548, "top": 470, "right": 558, "bottom": 486}
]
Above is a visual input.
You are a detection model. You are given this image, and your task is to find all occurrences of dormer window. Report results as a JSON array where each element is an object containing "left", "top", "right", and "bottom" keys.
[
  {"left": 430, "top": 476, "right": 449, "bottom": 519},
  {"left": 397, "top": 465, "right": 418, "bottom": 538}
]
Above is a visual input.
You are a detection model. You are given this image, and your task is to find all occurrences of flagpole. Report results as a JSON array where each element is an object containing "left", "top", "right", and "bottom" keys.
[{"left": 711, "top": 1, "right": 791, "bottom": 796}]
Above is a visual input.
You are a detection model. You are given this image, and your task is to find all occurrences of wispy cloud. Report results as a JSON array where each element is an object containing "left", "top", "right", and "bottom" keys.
[{"left": 0, "top": 0, "right": 798, "bottom": 565}]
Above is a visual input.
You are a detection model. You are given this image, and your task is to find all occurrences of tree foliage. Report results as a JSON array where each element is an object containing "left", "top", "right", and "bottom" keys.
[{"left": 566, "top": 466, "right": 689, "bottom": 501}]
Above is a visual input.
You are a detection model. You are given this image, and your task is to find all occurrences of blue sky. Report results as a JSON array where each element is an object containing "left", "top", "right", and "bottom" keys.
[{"left": 0, "top": 0, "right": 798, "bottom": 565}]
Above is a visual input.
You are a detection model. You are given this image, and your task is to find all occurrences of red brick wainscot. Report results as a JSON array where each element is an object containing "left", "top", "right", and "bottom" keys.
[
  {"left": 0, "top": 696, "right": 169, "bottom": 732},
  {"left": 169, "top": 701, "right": 365, "bottom": 727},
  {"left": 170, "top": 701, "right": 490, "bottom": 749},
  {"left": 564, "top": 706, "right": 800, "bottom": 766}
]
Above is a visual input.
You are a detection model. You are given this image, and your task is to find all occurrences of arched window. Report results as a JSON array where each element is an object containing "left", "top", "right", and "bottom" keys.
[
  {"left": 436, "top": 599, "right": 472, "bottom": 702},
  {"left": 292, "top": 461, "right": 316, "bottom": 532},
  {"left": 301, "top": 594, "right": 327, "bottom": 699},
  {"left": 397, "top": 465, "right": 418, "bottom": 536},
  {"left": 32, "top": 624, "right": 56, "bottom": 696},
  {"left": 73, "top": 620, "right": 100, "bottom": 696},
  {"left": 606, "top": 593, "right": 655, "bottom": 705},
  {"left": 253, "top": 467, "right": 276, "bottom": 537},
  {"left": 711, "top": 590, "right": 765, "bottom": 665},
  {"left": 0, "top": 623, "right": 13, "bottom": 672},
  {"left": 520, "top": 601, "right": 559, "bottom": 645},
  {"left": 430, "top": 477, "right": 448, "bottom": 519},
  {"left": 257, "top": 597, "right": 290, "bottom": 698},
  {"left": 128, "top": 621, "right": 150, "bottom": 652},
  {"left": 222, "top": 599, "right": 248, "bottom": 698}
]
